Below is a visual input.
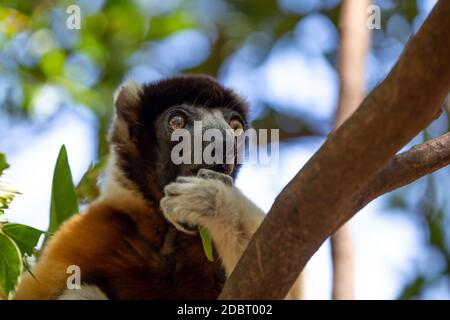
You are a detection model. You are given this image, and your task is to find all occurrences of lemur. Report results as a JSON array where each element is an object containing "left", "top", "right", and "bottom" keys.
[{"left": 15, "top": 75, "right": 304, "bottom": 300}]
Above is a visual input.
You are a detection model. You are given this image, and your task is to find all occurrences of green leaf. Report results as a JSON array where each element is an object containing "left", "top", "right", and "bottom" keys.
[
  {"left": 0, "top": 193, "right": 15, "bottom": 216},
  {"left": 398, "top": 276, "right": 426, "bottom": 300},
  {"left": 48, "top": 145, "right": 79, "bottom": 234},
  {"left": 76, "top": 156, "right": 108, "bottom": 205},
  {"left": 3, "top": 224, "right": 45, "bottom": 257},
  {"left": 0, "top": 185, "right": 20, "bottom": 216},
  {"left": 199, "top": 226, "right": 214, "bottom": 262},
  {"left": 422, "top": 129, "right": 431, "bottom": 143},
  {"left": 0, "top": 229, "right": 23, "bottom": 298},
  {"left": 386, "top": 193, "right": 408, "bottom": 210},
  {"left": 0, "top": 153, "right": 9, "bottom": 176}
]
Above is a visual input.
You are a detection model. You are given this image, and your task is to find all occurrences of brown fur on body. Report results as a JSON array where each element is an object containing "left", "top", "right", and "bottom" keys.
[{"left": 15, "top": 199, "right": 225, "bottom": 299}]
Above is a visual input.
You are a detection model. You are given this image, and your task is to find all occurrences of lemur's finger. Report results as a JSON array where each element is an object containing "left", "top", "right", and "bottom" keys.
[
  {"left": 197, "top": 168, "right": 233, "bottom": 186},
  {"left": 160, "top": 197, "right": 197, "bottom": 235},
  {"left": 163, "top": 183, "right": 182, "bottom": 196},
  {"left": 164, "top": 181, "right": 197, "bottom": 196},
  {"left": 175, "top": 176, "right": 197, "bottom": 184}
]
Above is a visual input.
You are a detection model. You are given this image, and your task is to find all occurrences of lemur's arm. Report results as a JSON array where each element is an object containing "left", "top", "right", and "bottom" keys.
[{"left": 160, "top": 169, "right": 305, "bottom": 299}]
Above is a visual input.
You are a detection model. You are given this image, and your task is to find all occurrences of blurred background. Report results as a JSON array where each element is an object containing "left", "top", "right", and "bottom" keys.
[{"left": 0, "top": 0, "right": 449, "bottom": 299}]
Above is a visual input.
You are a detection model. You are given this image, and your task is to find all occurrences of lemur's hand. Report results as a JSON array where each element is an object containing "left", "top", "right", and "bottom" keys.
[{"left": 160, "top": 173, "right": 236, "bottom": 235}]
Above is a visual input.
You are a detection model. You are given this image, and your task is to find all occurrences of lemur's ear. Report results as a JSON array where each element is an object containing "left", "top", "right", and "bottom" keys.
[{"left": 113, "top": 79, "right": 142, "bottom": 122}]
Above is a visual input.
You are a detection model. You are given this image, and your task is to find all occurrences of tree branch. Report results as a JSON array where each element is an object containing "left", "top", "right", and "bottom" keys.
[
  {"left": 351, "top": 132, "right": 450, "bottom": 213},
  {"left": 331, "top": 0, "right": 371, "bottom": 300},
  {"left": 219, "top": 0, "right": 450, "bottom": 299}
]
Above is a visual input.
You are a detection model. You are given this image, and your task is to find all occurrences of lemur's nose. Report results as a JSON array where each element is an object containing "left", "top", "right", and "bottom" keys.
[{"left": 201, "top": 123, "right": 236, "bottom": 163}]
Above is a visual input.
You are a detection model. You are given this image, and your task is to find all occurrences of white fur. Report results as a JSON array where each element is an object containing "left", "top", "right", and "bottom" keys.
[
  {"left": 99, "top": 151, "right": 149, "bottom": 212},
  {"left": 113, "top": 79, "right": 141, "bottom": 106},
  {"left": 58, "top": 284, "right": 108, "bottom": 300},
  {"left": 100, "top": 151, "right": 128, "bottom": 198}
]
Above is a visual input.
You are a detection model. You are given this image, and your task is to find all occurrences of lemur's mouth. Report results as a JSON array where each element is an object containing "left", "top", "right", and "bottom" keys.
[{"left": 179, "top": 222, "right": 197, "bottom": 233}]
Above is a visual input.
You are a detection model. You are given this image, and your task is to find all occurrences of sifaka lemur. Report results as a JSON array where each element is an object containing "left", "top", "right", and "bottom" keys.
[{"left": 14, "top": 75, "right": 304, "bottom": 300}]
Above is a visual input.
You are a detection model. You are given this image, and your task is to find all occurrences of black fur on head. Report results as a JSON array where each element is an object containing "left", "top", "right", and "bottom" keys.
[{"left": 109, "top": 75, "right": 249, "bottom": 203}]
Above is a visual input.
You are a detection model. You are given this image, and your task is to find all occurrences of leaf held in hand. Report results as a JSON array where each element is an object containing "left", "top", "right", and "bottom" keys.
[{"left": 199, "top": 226, "right": 214, "bottom": 262}]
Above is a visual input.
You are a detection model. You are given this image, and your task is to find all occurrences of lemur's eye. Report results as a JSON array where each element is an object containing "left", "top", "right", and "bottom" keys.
[
  {"left": 230, "top": 119, "right": 244, "bottom": 132},
  {"left": 168, "top": 115, "right": 186, "bottom": 131}
]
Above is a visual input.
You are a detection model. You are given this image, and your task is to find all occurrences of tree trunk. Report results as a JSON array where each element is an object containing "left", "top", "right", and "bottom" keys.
[{"left": 331, "top": 0, "right": 371, "bottom": 300}]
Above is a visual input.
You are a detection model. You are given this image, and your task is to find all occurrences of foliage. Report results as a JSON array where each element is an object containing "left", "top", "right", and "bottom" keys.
[
  {"left": 0, "top": 146, "right": 84, "bottom": 297},
  {"left": 0, "top": 153, "right": 9, "bottom": 175},
  {"left": 0, "top": 153, "right": 14, "bottom": 216},
  {"left": 0, "top": 230, "right": 22, "bottom": 298},
  {"left": 0, "top": 152, "right": 45, "bottom": 298},
  {"left": 0, "top": 146, "right": 83, "bottom": 298},
  {"left": 76, "top": 156, "right": 108, "bottom": 205}
]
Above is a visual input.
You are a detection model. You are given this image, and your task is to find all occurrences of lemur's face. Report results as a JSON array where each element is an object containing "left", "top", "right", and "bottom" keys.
[
  {"left": 110, "top": 75, "right": 248, "bottom": 203},
  {"left": 153, "top": 104, "right": 246, "bottom": 183}
]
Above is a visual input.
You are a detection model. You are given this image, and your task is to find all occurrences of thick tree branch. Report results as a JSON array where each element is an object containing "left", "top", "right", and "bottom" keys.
[
  {"left": 331, "top": 0, "right": 371, "bottom": 300},
  {"left": 219, "top": 0, "right": 450, "bottom": 300}
]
